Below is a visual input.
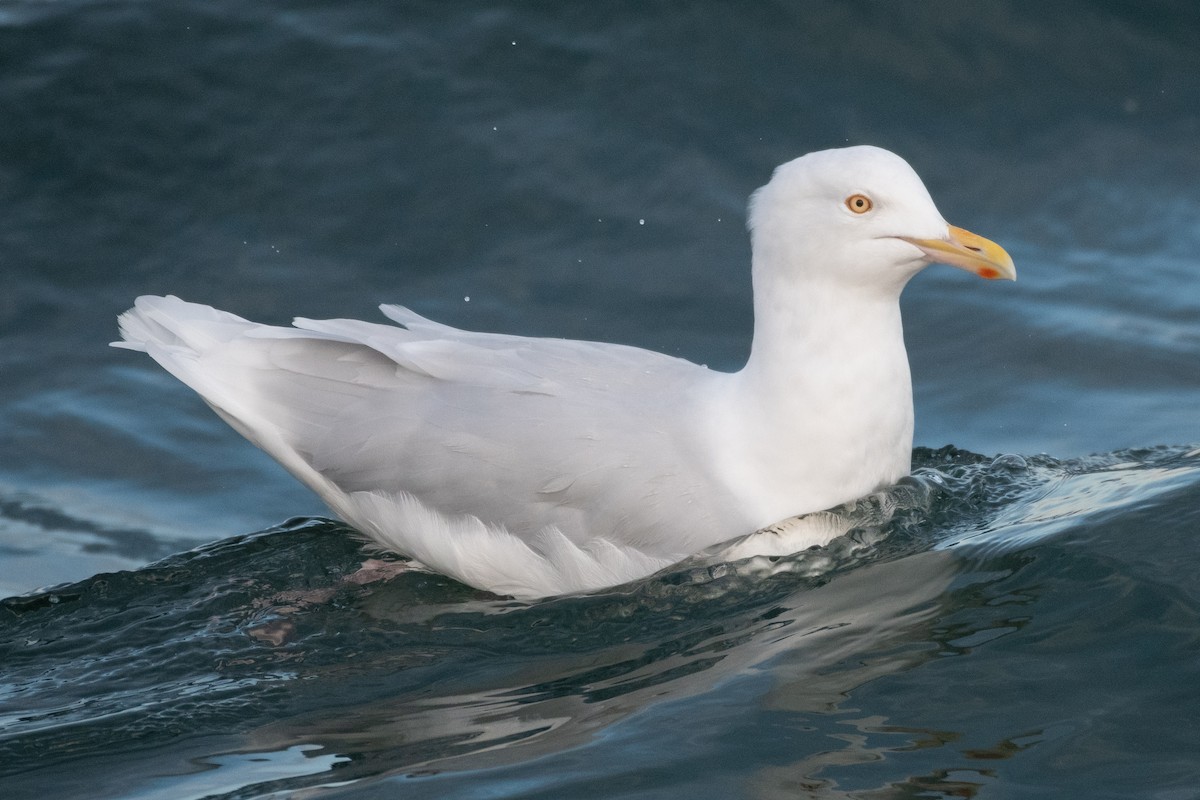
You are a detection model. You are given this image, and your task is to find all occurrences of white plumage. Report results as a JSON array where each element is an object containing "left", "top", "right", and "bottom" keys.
[{"left": 115, "top": 145, "right": 1014, "bottom": 598}]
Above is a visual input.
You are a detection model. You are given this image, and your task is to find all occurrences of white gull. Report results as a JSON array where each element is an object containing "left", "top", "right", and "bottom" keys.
[{"left": 115, "top": 145, "right": 1015, "bottom": 598}]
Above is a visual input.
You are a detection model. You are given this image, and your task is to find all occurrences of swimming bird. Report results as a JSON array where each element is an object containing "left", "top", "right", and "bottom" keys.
[{"left": 115, "top": 145, "right": 1014, "bottom": 598}]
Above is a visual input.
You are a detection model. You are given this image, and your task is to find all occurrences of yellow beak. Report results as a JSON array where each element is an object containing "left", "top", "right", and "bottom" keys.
[{"left": 900, "top": 225, "right": 1016, "bottom": 281}]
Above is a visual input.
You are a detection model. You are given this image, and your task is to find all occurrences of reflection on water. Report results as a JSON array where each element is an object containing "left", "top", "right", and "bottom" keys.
[
  {"left": 234, "top": 547, "right": 963, "bottom": 787},
  {"left": 126, "top": 745, "right": 351, "bottom": 800}
]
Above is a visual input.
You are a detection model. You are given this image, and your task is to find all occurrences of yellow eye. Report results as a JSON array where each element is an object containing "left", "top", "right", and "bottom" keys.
[{"left": 845, "top": 194, "right": 873, "bottom": 214}]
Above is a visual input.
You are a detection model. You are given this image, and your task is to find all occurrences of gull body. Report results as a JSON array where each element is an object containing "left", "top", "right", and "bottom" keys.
[{"left": 116, "top": 146, "right": 1013, "bottom": 598}]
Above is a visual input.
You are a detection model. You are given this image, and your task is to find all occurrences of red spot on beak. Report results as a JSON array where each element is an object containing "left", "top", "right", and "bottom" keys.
[{"left": 978, "top": 267, "right": 1001, "bottom": 280}]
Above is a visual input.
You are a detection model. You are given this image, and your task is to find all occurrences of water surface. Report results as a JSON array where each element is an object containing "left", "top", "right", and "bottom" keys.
[{"left": 2, "top": 2, "right": 1199, "bottom": 797}]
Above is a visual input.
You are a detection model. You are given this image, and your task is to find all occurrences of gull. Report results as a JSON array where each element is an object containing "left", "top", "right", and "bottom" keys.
[{"left": 115, "top": 145, "right": 1014, "bottom": 598}]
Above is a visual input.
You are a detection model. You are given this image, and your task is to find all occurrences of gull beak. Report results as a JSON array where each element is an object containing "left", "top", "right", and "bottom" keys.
[{"left": 900, "top": 225, "right": 1016, "bottom": 281}]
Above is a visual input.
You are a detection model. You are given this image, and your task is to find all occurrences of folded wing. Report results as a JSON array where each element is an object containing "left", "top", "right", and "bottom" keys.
[{"left": 116, "top": 295, "right": 738, "bottom": 596}]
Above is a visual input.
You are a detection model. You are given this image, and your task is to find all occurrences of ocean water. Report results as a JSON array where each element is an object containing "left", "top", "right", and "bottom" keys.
[{"left": 2, "top": 1, "right": 1199, "bottom": 797}]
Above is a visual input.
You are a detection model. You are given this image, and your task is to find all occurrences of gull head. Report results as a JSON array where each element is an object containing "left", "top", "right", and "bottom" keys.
[{"left": 748, "top": 145, "right": 1015, "bottom": 294}]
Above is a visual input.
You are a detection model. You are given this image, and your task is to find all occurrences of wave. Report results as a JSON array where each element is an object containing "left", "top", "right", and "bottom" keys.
[{"left": 3, "top": 443, "right": 1199, "bottom": 796}]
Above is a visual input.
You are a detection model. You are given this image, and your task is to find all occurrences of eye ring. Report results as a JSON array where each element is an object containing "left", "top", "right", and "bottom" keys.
[{"left": 845, "top": 194, "right": 873, "bottom": 214}]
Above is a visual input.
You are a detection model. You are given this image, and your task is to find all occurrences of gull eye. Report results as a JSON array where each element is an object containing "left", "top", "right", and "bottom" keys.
[{"left": 845, "top": 194, "right": 873, "bottom": 214}]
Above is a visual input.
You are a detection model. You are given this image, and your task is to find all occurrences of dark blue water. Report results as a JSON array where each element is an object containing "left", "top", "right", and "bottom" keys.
[{"left": 2, "top": 1, "right": 1200, "bottom": 797}]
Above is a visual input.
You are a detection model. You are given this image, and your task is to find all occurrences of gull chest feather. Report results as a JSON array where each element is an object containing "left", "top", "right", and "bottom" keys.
[{"left": 707, "top": 302, "right": 915, "bottom": 528}]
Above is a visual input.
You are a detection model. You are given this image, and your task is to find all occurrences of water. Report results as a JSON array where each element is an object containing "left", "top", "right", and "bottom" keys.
[
  {"left": 2, "top": 1, "right": 1199, "bottom": 797},
  {"left": 5, "top": 447, "right": 1200, "bottom": 797}
]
